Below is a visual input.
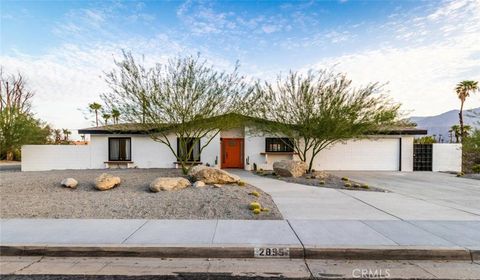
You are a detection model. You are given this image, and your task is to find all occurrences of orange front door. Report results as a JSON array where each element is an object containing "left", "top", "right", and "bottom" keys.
[{"left": 221, "top": 138, "right": 244, "bottom": 168}]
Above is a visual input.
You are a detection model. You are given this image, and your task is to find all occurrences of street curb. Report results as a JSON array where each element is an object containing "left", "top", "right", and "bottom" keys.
[
  {"left": 0, "top": 244, "right": 474, "bottom": 261},
  {"left": 304, "top": 246, "right": 473, "bottom": 261},
  {"left": 0, "top": 244, "right": 305, "bottom": 259}
]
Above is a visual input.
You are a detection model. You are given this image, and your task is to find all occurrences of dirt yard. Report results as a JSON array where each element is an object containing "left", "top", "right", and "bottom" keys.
[{"left": 0, "top": 168, "right": 282, "bottom": 220}]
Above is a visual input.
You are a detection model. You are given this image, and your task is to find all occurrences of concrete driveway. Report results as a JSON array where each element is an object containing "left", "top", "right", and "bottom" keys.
[
  {"left": 332, "top": 171, "right": 480, "bottom": 217},
  {"left": 233, "top": 170, "right": 480, "bottom": 221}
]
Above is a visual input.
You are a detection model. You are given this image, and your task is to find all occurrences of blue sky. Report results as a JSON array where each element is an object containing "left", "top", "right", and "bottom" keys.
[{"left": 1, "top": 0, "right": 479, "bottom": 132}]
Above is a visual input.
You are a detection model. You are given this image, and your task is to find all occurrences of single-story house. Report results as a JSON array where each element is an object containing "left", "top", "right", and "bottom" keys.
[{"left": 22, "top": 116, "right": 462, "bottom": 172}]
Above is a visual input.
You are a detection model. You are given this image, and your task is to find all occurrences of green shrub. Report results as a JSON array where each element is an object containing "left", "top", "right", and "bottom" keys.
[
  {"left": 361, "top": 184, "right": 369, "bottom": 189},
  {"left": 341, "top": 177, "right": 349, "bottom": 181},
  {"left": 253, "top": 208, "right": 261, "bottom": 214},
  {"left": 354, "top": 183, "right": 361, "bottom": 188},
  {"left": 319, "top": 180, "right": 325, "bottom": 185},
  {"left": 249, "top": 202, "right": 261, "bottom": 210},
  {"left": 344, "top": 182, "right": 352, "bottom": 188},
  {"left": 238, "top": 181, "right": 246, "bottom": 186},
  {"left": 472, "top": 164, "right": 480, "bottom": 173},
  {"left": 249, "top": 191, "right": 260, "bottom": 197},
  {"left": 456, "top": 171, "right": 465, "bottom": 177}
]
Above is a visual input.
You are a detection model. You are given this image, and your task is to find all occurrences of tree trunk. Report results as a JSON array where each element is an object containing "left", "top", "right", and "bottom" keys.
[
  {"left": 459, "top": 101, "right": 464, "bottom": 143},
  {"left": 6, "top": 150, "right": 14, "bottom": 161},
  {"left": 95, "top": 110, "right": 99, "bottom": 127}
]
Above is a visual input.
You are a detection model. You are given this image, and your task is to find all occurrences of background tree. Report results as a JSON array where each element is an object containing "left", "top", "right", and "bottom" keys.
[
  {"left": 451, "top": 124, "right": 472, "bottom": 143},
  {"left": 0, "top": 68, "right": 50, "bottom": 160},
  {"left": 102, "top": 52, "right": 254, "bottom": 173},
  {"left": 53, "top": 129, "right": 62, "bottom": 144},
  {"left": 88, "top": 102, "right": 102, "bottom": 127},
  {"left": 111, "top": 109, "right": 120, "bottom": 124},
  {"left": 455, "top": 80, "right": 478, "bottom": 143},
  {"left": 462, "top": 129, "right": 480, "bottom": 173},
  {"left": 62, "top": 129, "right": 71, "bottom": 141},
  {"left": 102, "top": 113, "right": 111, "bottom": 125},
  {"left": 254, "top": 70, "right": 400, "bottom": 172}
]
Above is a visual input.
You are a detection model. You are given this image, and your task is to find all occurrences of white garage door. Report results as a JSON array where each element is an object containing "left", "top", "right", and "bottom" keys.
[{"left": 313, "top": 138, "right": 400, "bottom": 171}]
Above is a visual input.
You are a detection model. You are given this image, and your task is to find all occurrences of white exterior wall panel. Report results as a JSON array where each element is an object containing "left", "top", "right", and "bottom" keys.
[
  {"left": 21, "top": 145, "right": 91, "bottom": 171},
  {"left": 432, "top": 143, "right": 462, "bottom": 172}
]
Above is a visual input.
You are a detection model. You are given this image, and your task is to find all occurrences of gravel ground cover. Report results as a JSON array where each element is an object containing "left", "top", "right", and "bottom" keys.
[
  {"left": 254, "top": 170, "right": 386, "bottom": 192},
  {"left": 0, "top": 168, "right": 282, "bottom": 220}
]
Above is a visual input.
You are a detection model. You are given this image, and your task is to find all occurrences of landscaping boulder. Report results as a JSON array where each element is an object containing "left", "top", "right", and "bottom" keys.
[
  {"left": 95, "top": 173, "right": 121, "bottom": 191},
  {"left": 273, "top": 160, "right": 307, "bottom": 178},
  {"left": 193, "top": 167, "right": 240, "bottom": 184},
  {"left": 61, "top": 178, "right": 78, "bottom": 189},
  {"left": 150, "top": 177, "right": 191, "bottom": 192},
  {"left": 187, "top": 165, "right": 208, "bottom": 177},
  {"left": 193, "top": 181, "right": 206, "bottom": 188}
]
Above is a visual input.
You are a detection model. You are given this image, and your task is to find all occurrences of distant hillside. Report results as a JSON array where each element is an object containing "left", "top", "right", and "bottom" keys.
[{"left": 410, "top": 107, "right": 480, "bottom": 140}]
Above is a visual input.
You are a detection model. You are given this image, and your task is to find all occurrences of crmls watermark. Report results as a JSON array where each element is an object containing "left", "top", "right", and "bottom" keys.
[{"left": 352, "top": 268, "right": 391, "bottom": 278}]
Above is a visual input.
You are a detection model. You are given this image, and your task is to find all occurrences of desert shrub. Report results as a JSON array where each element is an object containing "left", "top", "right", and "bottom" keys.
[
  {"left": 361, "top": 184, "right": 369, "bottom": 189},
  {"left": 261, "top": 208, "right": 270, "bottom": 212},
  {"left": 472, "top": 164, "right": 480, "bottom": 173},
  {"left": 344, "top": 182, "right": 352, "bottom": 187},
  {"left": 354, "top": 183, "right": 361, "bottom": 188},
  {"left": 341, "top": 177, "right": 349, "bottom": 181},
  {"left": 249, "top": 191, "right": 260, "bottom": 197},
  {"left": 456, "top": 172, "right": 465, "bottom": 177},
  {"left": 249, "top": 202, "right": 261, "bottom": 210},
  {"left": 319, "top": 180, "right": 325, "bottom": 185},
  {"left": 238, "top": 181, "right": 246, "bottom": 186},
  {"left": 253, "top": 208, "right": 261, "bottom": 214}
]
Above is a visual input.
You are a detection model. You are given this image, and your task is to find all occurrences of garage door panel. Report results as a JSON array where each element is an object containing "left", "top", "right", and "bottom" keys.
[{"left": 313, "top": 139, "right": 400, "bottom": 171}]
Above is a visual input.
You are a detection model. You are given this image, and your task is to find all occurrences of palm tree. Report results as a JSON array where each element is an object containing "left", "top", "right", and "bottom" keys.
[
  {"left": 451, "top": 124, "right": 472, "bottom": 143},
  {"left": 455, "top": 80, "right": 478, "bottom": 142},
  {"left": 62, "top": 129, "right": 71, "bottom": 141},
  {"left": 53, "top": 129, "right": 62, "bottom": 144},
  {"left": 88, "top": 102, "right": 102, "bottom": 127},
  {"left": 102, "top": 113, "right": 111, "bottom": 125},
  {"left": 111, "top": 109, "right": 120, "bottom": 124}
]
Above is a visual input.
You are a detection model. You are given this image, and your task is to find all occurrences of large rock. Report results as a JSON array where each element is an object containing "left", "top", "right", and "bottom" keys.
[
  {"left": 273, "top": 160, "right": 307, "bottom": 178},
  {"left": 150, "top": 177, "right": 191, "bottom": 192},
  {"left": 193, "top": 167, "right": 240, "bottom": 184},
  {"left": 61, "top": 178, "right": 78, "bottom": 188},
  {"left": 187, "top": 165, "right": 208, "bottom": 177},
  {"left": 95, "top": 173, "right": 121, "bottom": 191}
]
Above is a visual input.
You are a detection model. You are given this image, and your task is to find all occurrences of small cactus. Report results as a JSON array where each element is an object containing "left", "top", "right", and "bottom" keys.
[
  {"left": 344, "top": 182, "right": 352, "bottom": 188},
  {"left": 319, "top": 180, "right": 325, "bottom": 185},
  {"left": 253, "top": 208, "right": 261, "bottom": 214},
  {"left": 249, "top": 191, "right": 260, "bottom": 197},
  {"left": 249, "top": 202, "right": 261, "bottom": 210},
  {"left": 341, "top": 177, "right": 349, "bottom": 181},
  {"left": 238, "top": 181, "right": 246, "bottom": 186}
]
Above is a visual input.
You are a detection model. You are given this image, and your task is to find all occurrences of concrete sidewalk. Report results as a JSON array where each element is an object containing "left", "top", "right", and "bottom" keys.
[{"left": 1, "top": 219, "right": 479, "bottom": 261}]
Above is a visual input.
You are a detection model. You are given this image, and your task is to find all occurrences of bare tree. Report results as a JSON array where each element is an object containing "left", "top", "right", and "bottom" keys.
[{"left": 102, "top": 52, "right": 255, "bottom": 173}]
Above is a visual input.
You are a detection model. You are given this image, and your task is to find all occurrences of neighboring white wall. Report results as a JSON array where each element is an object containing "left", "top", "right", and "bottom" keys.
[
  {"left": 21, "top": 145, "right": 91, "bottom": 171},
  {"left": 201, "top": 133, "right": 221, "bottom": 167},
  {"left": 432, "top": 143, "right": 462, "bottom": 172}
]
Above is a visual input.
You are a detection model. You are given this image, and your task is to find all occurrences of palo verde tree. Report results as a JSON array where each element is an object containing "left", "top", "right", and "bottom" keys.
[
  {"left": 0, "top": 68, "right": 50, "bottom": 160},
  {"left": 254, "top": 70, "right": 401, "bottom": 172},
  {"left": 102, "top": 52, "right": 254, "bottom": 173}
]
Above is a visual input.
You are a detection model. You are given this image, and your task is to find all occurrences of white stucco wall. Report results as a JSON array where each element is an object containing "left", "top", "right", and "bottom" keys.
[
  {"left": 21, "top": 145, "right": 92, "bottom": 171},
  {"left": 432, "top": 143, "right": 462, "bottom": 172},
  {"left": 401, "top": 136, "right": 414, "bottom": 171}
]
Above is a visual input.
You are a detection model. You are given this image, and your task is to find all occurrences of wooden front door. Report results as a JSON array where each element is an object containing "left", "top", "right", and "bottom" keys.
[{"left": 221, "top": 138, "right": 244, "bottom": 168}]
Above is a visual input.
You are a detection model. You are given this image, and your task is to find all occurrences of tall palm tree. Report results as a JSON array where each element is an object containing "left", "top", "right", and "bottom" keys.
[
  {"left": 455, "top": 80, "right": 478, "bottom": 142},
  {"left": 451, "top": 124, "right": 472, "bottom": 143},
  {"left": 88, "top": 102, "right": 102, "bottom": 127},
  {"left": 53, "top": 129, "right": 62, "bottom": 144},
  {"left": 102, "top": 113, "right": 111, "bottom": 125},
  {"left": 111, "top": 109, "right": 120, "bottom": 124}
]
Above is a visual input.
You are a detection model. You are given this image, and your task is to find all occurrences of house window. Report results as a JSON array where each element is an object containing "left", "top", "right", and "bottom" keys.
[
  {"left": 177, "top": 138, "right": 201, "bottom": 162},
  {"left": 265, "top": 138, "right": 294, "bottom": 152},
  {"left": 109, "top": 138, "right": 131, "bottom": 161}
]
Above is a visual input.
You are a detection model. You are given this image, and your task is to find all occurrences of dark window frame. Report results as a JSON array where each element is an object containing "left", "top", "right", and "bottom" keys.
[
  {"left": 177, "top": 137, "right": 201, "bottom": 162},
  {"left": 265, "top": 137, "right": 294, "bottom": 153},
  {"left": 108, "top": 137, "right": 132, "bottom": 161}
]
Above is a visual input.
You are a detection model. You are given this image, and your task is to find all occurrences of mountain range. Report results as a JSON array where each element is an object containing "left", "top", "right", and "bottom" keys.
[{"left": 410, "top": 107, "right": 480, "bottom": 141}]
